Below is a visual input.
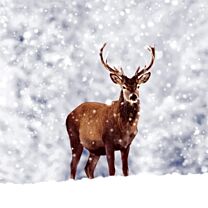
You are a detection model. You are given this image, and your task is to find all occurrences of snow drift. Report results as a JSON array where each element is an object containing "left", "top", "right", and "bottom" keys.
[{"left": 0, "top": 174, "right": 207, "bottom": 208}]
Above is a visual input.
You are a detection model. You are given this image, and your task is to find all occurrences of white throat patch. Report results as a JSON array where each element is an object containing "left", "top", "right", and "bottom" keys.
[{"left": 122, "top": 89, "right": 139, "bottom": 104}]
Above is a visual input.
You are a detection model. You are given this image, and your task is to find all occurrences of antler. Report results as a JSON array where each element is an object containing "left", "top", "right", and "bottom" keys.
[
  {"left": 100, "top": 43, "right": 123, "bottom": 76},
  {"left": 135, "top": 46, "right": 155, "bottom": 77}
]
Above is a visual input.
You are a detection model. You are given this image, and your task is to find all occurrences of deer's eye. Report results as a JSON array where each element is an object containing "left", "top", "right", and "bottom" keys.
[
  {"left": 123, "top": 85, "right": 127, "bottom": 90},
  {"left": 137, "top": 84, "right": 140, "bottom": 88}
]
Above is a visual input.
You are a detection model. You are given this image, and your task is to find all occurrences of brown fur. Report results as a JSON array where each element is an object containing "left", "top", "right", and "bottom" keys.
[
  {"left": 66, "top": 91, "right": 139, "bottom": 179},
  {"left": 66, "top": 43, "right": 155, "bottom": 179}
]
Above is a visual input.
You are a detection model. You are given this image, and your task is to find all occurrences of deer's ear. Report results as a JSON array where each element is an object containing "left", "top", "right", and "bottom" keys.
[
  {"left": 110, "top": 73, "right": 123, "bottom": 85},
  {"left": 137, "top": 72, "right": 151, "bottom": 84}
]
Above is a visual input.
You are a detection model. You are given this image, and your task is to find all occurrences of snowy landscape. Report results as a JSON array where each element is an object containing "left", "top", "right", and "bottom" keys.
[
  {"left": 0, "top": 0, "right": 208, "bottom": 205},
  {"left": 0, "top": 174, "right": 208, "bottom": 208}
]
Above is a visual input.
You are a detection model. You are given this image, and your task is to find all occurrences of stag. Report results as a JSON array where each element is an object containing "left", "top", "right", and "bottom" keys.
[{"left": 66, "top": 43, "right": 155, "bottom": 179}]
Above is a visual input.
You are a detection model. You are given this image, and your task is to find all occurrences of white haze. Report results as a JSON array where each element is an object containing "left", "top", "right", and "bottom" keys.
[{"left": 0, "top": 0, "right": 207, "bottom": 182}]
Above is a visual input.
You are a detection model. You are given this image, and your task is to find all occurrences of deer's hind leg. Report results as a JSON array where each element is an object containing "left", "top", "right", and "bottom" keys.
[
  {"left": 85, "top": 153, "right": 100, "bottom": 179},
  {"left": 67, "top": 127, "right": 83, "bottom": 180}
]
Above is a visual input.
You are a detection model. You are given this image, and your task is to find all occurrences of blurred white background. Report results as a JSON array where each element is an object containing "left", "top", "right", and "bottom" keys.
[{"left": 0, "top": 0, "right": 207, "bottom": 183}]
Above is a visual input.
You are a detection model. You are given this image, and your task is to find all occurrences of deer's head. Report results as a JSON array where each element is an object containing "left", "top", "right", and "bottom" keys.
[{"left": 100, "top": 43, "right": 155, "bottom": 103}]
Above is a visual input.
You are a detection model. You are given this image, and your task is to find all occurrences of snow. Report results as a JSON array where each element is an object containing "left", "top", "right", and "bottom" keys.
[
  {"left": 0, "top": 174, "right": 208, "bottom": 208},
  {"left": 0, "top": 0, "right": 208, "bottom": 182}
]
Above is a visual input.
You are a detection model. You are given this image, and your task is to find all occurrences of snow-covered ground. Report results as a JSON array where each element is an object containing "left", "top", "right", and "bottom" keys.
[
  {"left": 0, "top": 0, "right": 208, "bottom": 182},
  {"left": 1, "top": 174, "right": 208, "bottom": 208}
]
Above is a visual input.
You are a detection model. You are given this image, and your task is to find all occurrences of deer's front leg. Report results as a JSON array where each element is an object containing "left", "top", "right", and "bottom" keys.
[
  {"left": 121, "top": 145, "right": 130, "bottom": 176},
  {"left": 105, "top": 143, "right": 115, "bottom": 176}
]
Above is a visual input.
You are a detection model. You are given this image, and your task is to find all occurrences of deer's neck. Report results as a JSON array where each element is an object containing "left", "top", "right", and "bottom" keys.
[{"left": 118, "top": 91, "right": 140, "bottom": 124}]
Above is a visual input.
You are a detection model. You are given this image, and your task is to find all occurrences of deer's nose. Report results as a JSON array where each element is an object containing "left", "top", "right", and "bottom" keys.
[{"left": 129, "top": 93, "right": 138, "bottom": 101}]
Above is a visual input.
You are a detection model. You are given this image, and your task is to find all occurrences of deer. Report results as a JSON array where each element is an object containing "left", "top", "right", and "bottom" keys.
[{"left": 66, "top": 43, "right": 155, "bottom": 179}]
